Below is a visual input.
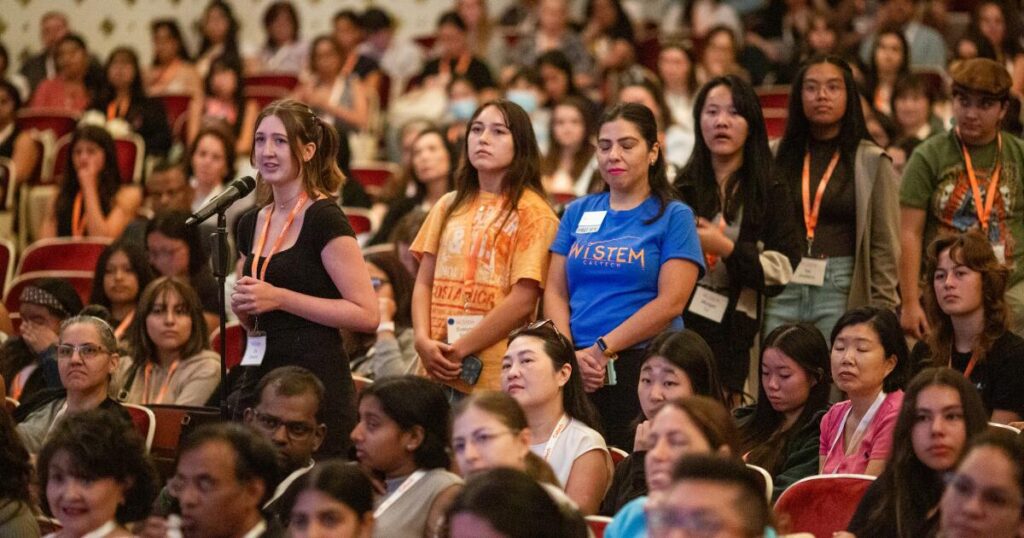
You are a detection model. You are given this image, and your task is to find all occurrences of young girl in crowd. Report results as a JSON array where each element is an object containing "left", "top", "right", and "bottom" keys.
[
  {"left": 545, "top": 102, "right": 704, "bottom": 449},
  {"left": 89, "top": 240, "right": 154, "bottom": 341},
  {"left": 187, "top": 124, "right": 253, "bottom": 234},
  {"left": 38, "top": 410, "right": 157, "bottom": 538},
  {"left": 232, "top": 99, "right": 379, "bottom": 455},
  {"left": 92, "top": 46, "right": 172, "bottom": 157},
  {"left": 738, "top": 323, "right": 830, "bottom": 500},
  {"left": 937, "top": 430, "right": 1024, "bottom": 538},
  {"left": 843, "top": 367, "right": 989, "bottom": 538},
  {"left": 606, "top": 396, "right": 741, "bottom": 538},
  {"left": 286, "top": 462, "right": 375, "bottom": 538},
  {"left": 195, "top": 0, "right": 241, "bottom": 77},
  {"left": 820, "top": 306, "right": 909, "bottom": 475},
  {"left": 675, "top": 74, "right": 801, "bottom": 403},
  {"left": 617, "top": 76, "right": 692, "bottom": 169},
  {"left": 500, "top": 320, "right": 611, "bottom": 515},
  {"left": 369, "top": 127, "right": 455, "bottom": 246},
  {"left": 411, "top": 100, "right": 559, "bottom": 397},
  {"left": 112, "top": 277, "right": 220, "bottom": 406},
  {"left": 145, "top": 19, "right": 202, "bottom": 97},
  {"left": 30, "top": 34, "right": 99, "bottom": 113},
  {"left": 601, "top": 329, "right": 724, "bottom": 514},
  {"left": 250, "top": 1, "right": 308, "bottom": 74},
  {"left": 540, "top": 96, "right": 599, "bottom": 198},
  {"left": 350, "top": 250, "right": 418, "bottom": 379},
  {"left": 914, "top": 231, "right": 1024, "bottom": 423},
  {"left": 971, "top": 0, "right": 1024, "bottom": 95},
  {"left": 188, "top": 55, "right": 258, "bottom": 155},
  {"left": 657, "top": 41, "right": 698, "bottom": 149},
  {"left": 764, "top": 56, "right": 900, "bottom": 340},
  {"left": 146, "top": 210, "right": 221, "bottom": 328},
  {"left": 350, "top": 376, "right": 462, "bottom": 538},
  {"left": 39, "top": 125, "right": 142, "bottom": 240},
  {"left": 864, "top": 29, "right": 910, "bottom": 117}
]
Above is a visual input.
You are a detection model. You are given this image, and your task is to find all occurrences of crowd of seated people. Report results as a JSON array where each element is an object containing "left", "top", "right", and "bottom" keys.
[{"left": 5, "top": 0, "right": 1024, "bottom": 537}]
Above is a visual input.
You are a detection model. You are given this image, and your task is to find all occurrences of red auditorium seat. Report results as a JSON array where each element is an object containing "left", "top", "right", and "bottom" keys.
[
  {"left": 774, "top": 474, "right": 875, "bottom": 537},
  {"left": 18, "top": 237, "right": 111, "bottom": 275}
]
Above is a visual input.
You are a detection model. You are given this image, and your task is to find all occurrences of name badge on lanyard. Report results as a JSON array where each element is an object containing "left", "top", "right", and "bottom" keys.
[
  {"left": 791, "top": 258, "right": 828, "bottom": 286},
  {"left": 688, "top": 285, "right": 729, "bottom": 323},
  {"left": 242, "top": 331, "right": 267, "bottom": 366},
  {"left": 959, "top": 128, "right": 1005, "bottom": 260},
  {"left": 576, "top": 211, "right": 606, "bottom": 234}
]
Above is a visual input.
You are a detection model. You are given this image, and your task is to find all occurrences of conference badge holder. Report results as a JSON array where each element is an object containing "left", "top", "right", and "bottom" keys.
[{"left": 241, "top": 317, "right": 267, "bottom": 367}]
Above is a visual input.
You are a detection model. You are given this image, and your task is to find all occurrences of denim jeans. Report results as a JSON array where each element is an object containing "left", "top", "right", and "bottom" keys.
[{"left": 763, "top": 256, "right": 855, "bottom": 343}]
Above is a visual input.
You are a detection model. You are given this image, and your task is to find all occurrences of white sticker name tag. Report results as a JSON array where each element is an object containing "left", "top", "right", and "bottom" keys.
[
  {"left": 576, "top": 211, "right": 607, "bottom": 234},
  {"left": 241, "top": 331, "right": 267, "bottom": 366},
  {"left": 791, "top": 257, "right": 828, "bottom": 287},
  {"left": 447, "top": 315, "right": 484, "bottom": 343},
  {"left": 993, "top": 243, "right": 1007, "bottom": 264},
  {"left": 689, "top": 286, "right": 729, "bottom": 323}
]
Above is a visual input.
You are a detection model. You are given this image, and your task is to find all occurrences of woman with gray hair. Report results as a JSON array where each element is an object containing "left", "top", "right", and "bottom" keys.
[{"left": 13, "top": 315, "right": 130, "bottom": 454}]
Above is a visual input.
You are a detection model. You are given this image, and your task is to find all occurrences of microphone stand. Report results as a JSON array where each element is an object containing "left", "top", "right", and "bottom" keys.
[{"left": 209, "top": 209, "right": 230, "bottom": 419}]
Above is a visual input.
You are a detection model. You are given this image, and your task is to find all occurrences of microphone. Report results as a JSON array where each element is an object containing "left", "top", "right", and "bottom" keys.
[{"left": 186, "top": 176, "right": 257, "bottom": 226}]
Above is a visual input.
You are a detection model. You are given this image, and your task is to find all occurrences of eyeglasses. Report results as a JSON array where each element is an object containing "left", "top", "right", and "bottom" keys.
[
  {"left": 249, "top": 409, "right": 317, "bottom": 440},
  {"left": 371, "top": 277, "right": 390, "bottom": 290},
  {"left": 646, "top": 507, "right": 748, "bottom": 538},
  {"left": 452, "top": 430, "right": 515, "bottom": 454},
  {"left": 508, "top": 319, "right": 573, "bottom": 352},
  {"left": 57, "top": 343, "right": 110, "bottom": 360},
  {"left": 148, "top": 245, "right": 186, "bottom": 260}
]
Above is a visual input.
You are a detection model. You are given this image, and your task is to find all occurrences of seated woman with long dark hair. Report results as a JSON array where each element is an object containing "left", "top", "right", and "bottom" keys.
[
  {"left": 39, "top": 125, "right": 143, "bottom": 240},
  {"left": 111, "top": 277, "right": 220, "bottom": 406},
  {"left": 842, "top": 367, "right": 989, "bottom": 538},
  {"left": 88, "top": 240, "right": 154, "bottom": 341},
  {"left": 91, "top": 46, "right": 172, "bottom": 157},
  {"left": 913, "top": 231, "right": 1024, "bottom": 424},
  {"left": 738, "top": 323, "right": 830, "bottom": 500}
]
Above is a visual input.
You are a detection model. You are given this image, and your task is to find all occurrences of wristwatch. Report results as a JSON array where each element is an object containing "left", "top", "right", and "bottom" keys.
[{"left": 596, "top": 337, "right": 618, "bottom": 359}]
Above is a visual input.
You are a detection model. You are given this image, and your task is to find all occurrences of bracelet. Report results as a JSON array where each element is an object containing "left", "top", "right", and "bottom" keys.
[{"left": 377, "top": 321, "right": 396, "bottom": 333}]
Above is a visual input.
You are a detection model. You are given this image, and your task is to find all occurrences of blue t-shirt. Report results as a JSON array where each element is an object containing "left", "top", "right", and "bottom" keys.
[
  {"left": 605, "top": 495, "right": 648, "bottom": 538},
  {"left": 550, "top": 193, "right": 705, "bottom": 349}
]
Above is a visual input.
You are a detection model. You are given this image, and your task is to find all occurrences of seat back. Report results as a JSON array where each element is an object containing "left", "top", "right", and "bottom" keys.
[
  {"left": 243, "top": 73, "right": 299, "bottom": 92},
  {"left": 774, "top": 474, "right": 875, "bottom": 537},
  {"left": 3, "top": 270, "right": 94, "bottom": 317},
  {"left": 18, "top": 237, "right": 111, "bottom": 275},
  {"left": 343, "top": 206, "right": 374, "bottom": 236},
  {"left": 245, "top": 86, "right": 290, "bottom": 110},
  {"left": 146, "top": 404, "right": 224, "bottom": 479},
  {"left": 746, "top": 463, "right": 774, "bottom": 502},
  {"left": 757, "top": 86, "right": 791, "bottom": 110},
  {"left": 585, "top": 516, "right": 612, "bottom": 538},
  {"left": 4, "top": 396, "right": 18, "bottom": 415},
  {"left": 989, "top": 421, "right": 1022, "bottom": 434},
  {"left": 349, "top": 161, "right": 400, "bottom": 198},
  {"left": 353, "top": 375, "right": 373, "bottom": 395},
  {"left": 157, "top": 94, "right": 193, "bottom": 135},
  {"left": 50, "top": 132, "right": 72, "bottom": 184},
  {"left": 16, "top": 109, "right": 79, "bottom": 140},
  {"left": 610, "top": 447, "right": 629, "bottom": 467},
  {"left": 114, "top": 134, "right": 145, "bottom": 183},
  {"left": 122, "top": 403, "right": 157, "bottom": 453},
  {"left": 764, "top": 110, "right": 788, "bottom": 140},
  {"left": 210, "top": 321, "right": 246, "bottom": 372},
  {"left": 0, "top": 236, "right": 14, "bottom": 295}
]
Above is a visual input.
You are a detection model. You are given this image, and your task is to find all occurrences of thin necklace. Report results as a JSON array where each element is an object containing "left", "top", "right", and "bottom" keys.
[{"left": 275, "top": 191, "right": 302, "bottom": 209}]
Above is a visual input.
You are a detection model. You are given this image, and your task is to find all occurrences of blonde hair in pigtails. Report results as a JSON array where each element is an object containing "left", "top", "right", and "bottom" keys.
[{"left": 251, "top": 99, "right": 346, "bottom": 205}]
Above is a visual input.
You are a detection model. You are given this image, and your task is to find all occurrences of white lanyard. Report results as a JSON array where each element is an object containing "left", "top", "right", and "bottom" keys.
[
  {"left": 542, "top": 414, "right": 571, "bottom": 462},
  {"left": 80, "top": 520, "right": 118, "bottom": 538},
  {"left": 825, "top": 391, "right": 886, "bottom": 473},
  {"left": 374, "top": 469, "right": 427, "bottom": 518}
]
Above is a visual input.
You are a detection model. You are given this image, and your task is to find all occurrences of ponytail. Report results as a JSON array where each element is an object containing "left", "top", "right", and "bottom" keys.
[{"left": 251, "top": 99, "right": 347, "bottom": 205}]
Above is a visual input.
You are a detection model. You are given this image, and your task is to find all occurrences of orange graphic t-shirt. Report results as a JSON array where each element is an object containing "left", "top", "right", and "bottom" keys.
[{"left": 411, "top": 189, "right": 559, "bottom": 393}]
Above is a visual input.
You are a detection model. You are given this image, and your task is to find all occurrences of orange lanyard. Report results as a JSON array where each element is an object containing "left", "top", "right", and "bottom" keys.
[
  {"left": 114, "top": 311, "right": 134, "bottom": 340},
  {"left": 704, "top": 215, "right": 728, "bottom": 272},
  {"left": 801, "top": 149, "right": 840, "bottom": 255},
  {"left": 142, "top": 360, "right": 180, "bottom": 405},
  {"left": 439, "top": 52, "right": 471, "bottom": 77},
  {"left": 461, "top": 201, "right": 501, "bottom": 311},
  {"left": 958, "top": 128, "right": 1003, "bottom": 234},
  {"left": 71, "top": 192, "right": 86, "bottom": 237},
  {"left": 250, "top": 193, "right": 308, "bottom": 281},
  {"left": 106, "top": 98, "right": 129, "bottom": 120},
  {"left": 951, "top": 348, "right": 981, "bottom": 379}
]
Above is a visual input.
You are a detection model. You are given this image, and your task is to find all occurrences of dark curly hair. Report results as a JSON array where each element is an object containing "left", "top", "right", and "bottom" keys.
[{"left": 38, "top": 409, "right": 158, "bottom": 524}]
